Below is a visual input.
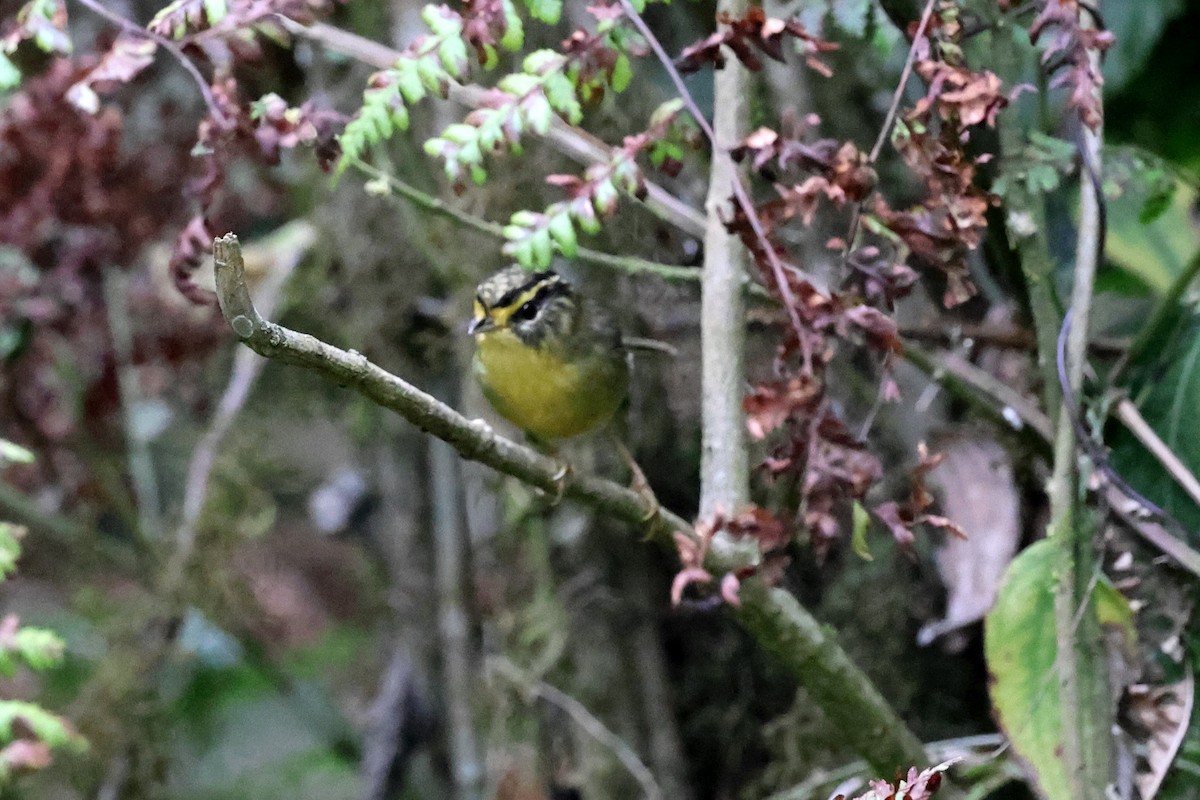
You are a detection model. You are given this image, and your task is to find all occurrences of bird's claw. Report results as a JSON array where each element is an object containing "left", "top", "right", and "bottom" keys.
[
  {"left": 544, "top": 459, "right": 572, "bottom": 506},
  {"left": 613, "top": 438, "right": 661, "bottom": 530}
]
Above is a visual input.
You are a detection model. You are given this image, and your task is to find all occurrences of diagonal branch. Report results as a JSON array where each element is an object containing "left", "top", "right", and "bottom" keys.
[
  {"left": 349, "top": 159, "right": 704, "bottom": 284},
  {"left": 617, "top": 0, "right": 807, "bottom": 356},
  {"left": 74, "top": 0, "right": 229, "bottom": 127},
  {"left": 842, "top": 0, "right": 936, "bottom": 258},
  {"left": 276, "top": 18, "right": 706, "bottom": 240},
  {"left": 212, "top": 231, "right": 929, "bottom": 777},
  {"left": 213, "top": 233, "right": 687, "bottom": 539}
]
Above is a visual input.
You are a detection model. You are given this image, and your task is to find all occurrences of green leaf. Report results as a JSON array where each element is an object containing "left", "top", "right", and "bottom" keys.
[
  {"left": 11, "top": 627, "right": 64, "bottom": 671},
  {"left": 0, "top": 701, "right": 83, "bottom": 749},
  {"left": 202, "top": 0, "right": 228, "bottom": 25},
  {"left": 422, "top": 4, "right": 463, "bottom": 37},
  {"left": 438, "top": 37, "right": 469, "bottom": 76},
  {"left": 985, "top": 539, "right": 1071, "bottom": 800},
  {"left": 541, "top": 72, "right": 581, "bottom": 124},
  {"left": 0, "top": 440, "right": 34, "bottom": 466},
  {"left": 1103, "top": 152, "right": 1197, "bottom": 295},
  {"left": 394, "top": 61, "right": 426, "bottom": 105},
  {"left": 0, "top": 523, "right": 22, "bottom": 578},
  {"left": 649, "top": 98, "right": 684, "bottom": 127},
  {"left": 498, "top": 72, "right": 540, "bottom": 97},
  {"left": 850, "top": 501, "right": 873, "bottom": 561},
  {"left": 0, "top": 52, "right": 20, "bottom": 91},
  {"left": 592, "top": 178, "right": 618, "bottom": 215},
  {"left": 415, "top": 55, "right": 447, "bottom": 94},
  {"left": 611, "top": 54, "right": 632, "bottom": 93},
  {"left": 530, "top": 228, "right": 553, "bottom": 268},
  {"left": 522, "top": 0, "right": 562, "bottom": 24},
  {"left": 524, "top": 94, "right": 553, "bottom": 136},
  {"left": 547, "top": 211, "right": 577, "bottom": 257},
  {"left": 1110, "top": 316, "right": 1200, "bottom": 535},
  {"left": 504, "top": 234, "right": 534, "bottom": 268},
  {"left": 500, "top": 0, "right": 524, "bottom": 51}
]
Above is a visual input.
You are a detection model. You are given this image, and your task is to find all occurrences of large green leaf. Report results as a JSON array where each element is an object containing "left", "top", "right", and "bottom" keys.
[
  {"left": 985, "top": 540, "right": 1133, "bottom": 799},
  {"left": 1104, "top": 163, "right": 1199, "bottom": 296},
  {"left": 1111, "top": 316, "right": 1200, "bottom": 537},
  {"left": 985, "top": 540, "right": 1070, "bottom": 800}
]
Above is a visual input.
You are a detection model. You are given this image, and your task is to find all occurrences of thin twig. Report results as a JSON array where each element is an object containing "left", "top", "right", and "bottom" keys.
[
  {"left": 166, "top": 221, "right": 314, "bottom": 590},
  {"left": 103, "top": 269, "right": 162, "bottom": 540},
  {"left": 212, "top": 232, "right": 693, "bottom": 545},
  {"left": 1114, "top": 397, "right": 1200, "bottom": 510},
  {"left": 492, "top": 657, "right": 664, "bottom": 800},
  {"left": 213, "top": 232, "right": 933, "bottom": 777},
  {"left": 1056, "top": 310, "right": 1167, "bottom": 520},
  {"left": 73, "top": 0, "right": 229, "bottom": 127},
  {"left": 349, "top": 159, "right": 706, "bottom": 284},
  {"left": 1046, "top": 15, "right": 1107, "bottom": 781},
  {"left": 430, "top": 418, "right": 484, "bottom": 800},
  {"left": 277, "top": 18, "right": 707, "bottom": 239},
  {"left": 868, "top": 0, "right": 938, "bottom": 164},
  {"left": 842, "top": 0, "right": 937, "bottom": 255},
  {"left": 616, "top": 0, "right": 809, "bottom": 362}
]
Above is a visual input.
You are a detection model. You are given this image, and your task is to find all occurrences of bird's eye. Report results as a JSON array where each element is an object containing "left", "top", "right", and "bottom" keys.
[{"left": 511, "top": 300, "right": 538, "bottom": 323}]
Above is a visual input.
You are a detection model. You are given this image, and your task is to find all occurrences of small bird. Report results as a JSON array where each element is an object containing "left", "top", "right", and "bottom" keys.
[{"left": 468, "top": 266, "right": 630, "bottom": 443}]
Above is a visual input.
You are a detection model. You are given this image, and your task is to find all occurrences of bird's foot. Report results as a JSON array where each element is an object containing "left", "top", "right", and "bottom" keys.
[
  {"left": 543, "top": 459, "right": 572, "bottom": 506},
  {"left": 614, "top": 439, "right": 660, "bottom": 528}
]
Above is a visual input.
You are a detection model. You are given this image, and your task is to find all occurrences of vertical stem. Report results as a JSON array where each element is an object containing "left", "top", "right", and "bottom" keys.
[
  {"left": 103, "top": 268, "right": 162, "bottom": 539},
  {"left": 1046, "top": 7, "right": 1110, "bottom": 795},
  {"left": 430, "top": 379, "right": 485, "bottom": 800},
  {"left": 699, "top": 2, "right": 751, "bottom": 518}
]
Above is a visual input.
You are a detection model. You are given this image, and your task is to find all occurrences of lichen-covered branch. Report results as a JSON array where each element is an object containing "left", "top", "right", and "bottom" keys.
[
  {"left": 213, "top": 232, "right": 930, "bottom": 777},
  {"left": 1046, "top": 8, "right": 1111, "bottom": 794},
  {"left": 212, "top": 233, "right": 685, "bottom": 538}
]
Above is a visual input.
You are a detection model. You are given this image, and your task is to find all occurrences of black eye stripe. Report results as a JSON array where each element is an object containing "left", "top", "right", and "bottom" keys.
[{"left": 494, "top": 270, "right": 561, "bottom": 309}]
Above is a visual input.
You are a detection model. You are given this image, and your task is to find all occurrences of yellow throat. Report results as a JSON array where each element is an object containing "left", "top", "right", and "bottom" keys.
[{"left": 469, "top": 268, "right": 629, "bottom": 441}]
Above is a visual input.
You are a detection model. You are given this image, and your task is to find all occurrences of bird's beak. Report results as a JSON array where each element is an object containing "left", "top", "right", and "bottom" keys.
[{"left": 468, "top": 316, "right": 495, "bottom": 335}]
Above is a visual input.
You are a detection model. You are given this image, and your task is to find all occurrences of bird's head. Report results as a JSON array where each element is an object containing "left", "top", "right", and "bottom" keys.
[{"left": 469, "top": 267, "right": 578, "bottom": 347}]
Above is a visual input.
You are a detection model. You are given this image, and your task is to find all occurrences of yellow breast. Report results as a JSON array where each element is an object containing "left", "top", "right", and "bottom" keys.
[{"left": 473, "top": 330, "right": 628, "bottom": 440}]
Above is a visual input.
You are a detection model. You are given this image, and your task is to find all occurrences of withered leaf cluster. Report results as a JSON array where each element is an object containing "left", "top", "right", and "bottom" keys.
[
  {"left": 1029, "top": 0, "right": 1115, "bottom": 130},
  {"left": 677, "top": 7, "right": 838, "bottom": 76}
]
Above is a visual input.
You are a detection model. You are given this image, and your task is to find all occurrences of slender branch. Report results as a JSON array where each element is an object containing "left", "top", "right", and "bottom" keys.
[
  {"left": 907, "top": 346, "right": 1055, "bottom": 443},
  {"left": 868, "top": 0, "right": 938, "bottom": 164},
  {"left": 492, "top": 657, "right": 663, "bottom": 800},
  {"left": 349, "top": 159, "right": 705, "bottom": 284},
  {"left": 616, "top": 0, "right": 808, "bottom": 358},
  {"left": 1113, "top": 397, "right": 1200, "bottom": 510},
  {"left": 897, "top": 322, "right": 1125, "bottom": 353},
  {"left": 213, "top": 232, "right": 688, "bottom": 540},
  {"left": 641, "top": 0, "right": 752, "bottom": 519},
  {"left": 842, "top": 0, "right": 936, "bottom": 257},
  {"left": 73, "top": 0, "right": 229, "bottom": 127},
  {"left": 903, "top": 345, "right": 1200, "bottom": 578},
  {"left": 734, "top": 582, "right": 928, "bottom": 775},
  {"left": 1046, "top": 16, "right": 1110, "bottom": 786},
  {"left": 103, "top": 269, "right": 162, "bottom": 540},
  {"left": 213, "top": 232, "right": 932, "bottom": 777},
  {"left": 430, "top": 418, "right": 484, "bottom": 800},
  {"left": 0, "top": 481, "right": 88, "bottom": 544},
  {"left": 165, "top": 221, "right": 313, "bottom": 590},
  {"left": 277, "top": 18, "right": 706, "bottom": 240}
]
